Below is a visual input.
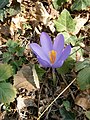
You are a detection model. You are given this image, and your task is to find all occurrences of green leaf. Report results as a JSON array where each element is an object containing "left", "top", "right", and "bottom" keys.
[
  {"left": 57, "top": 57, "right": 75, "bottom": 74},
  {"left": 6, "top": 40, "right": 25, "bottom": 56},
  {"left": 52, "top": 0, "right": 67, "bottom": 10},
  {"left": 0, "top": 64, "right": 13, "bottom": 81},
  {"left": 10, "top": 62, "right": 17, "bottom": 74},
  {"left": 0, "top": 82, "right": 16, "bottom": 103},
  {"left": 12, "top": 58, "right": 23, "bottom": 68},
  {"left": 54, "top": 9, "right": 76, "bottom": 33},
  {"left": 61, "top": 32, "right": 84, "bottom": 46},
  {"left": 61, "top": 32, "right": 77, "bottom": 46},
  {"left": 85, "top": 111, "right": 90, "bottom": 119},
  {"left": 0, "top": 0, "right": 9, "bottom": 9},
  {"left": 6, "top": 40, "right": 18, "bottom": 53},
  {"left": 75, "top": 59, "right": 90, "bottom": 72},
  {"left": 60, "top": 107, "right": 75, "bottom": 120},
  {"left": 71, "top": 0, "right": 90, "bottom": 11},
  {"left": 16, "top": 46, "right": 25, "bottom": 56},
  {"left": 0, "top": 9, "right": 4, "bottom": 22},
  {"left": 0, "top": 2, "right": 20, "bottom": 21},
  {"left": 63, "top": 101, "right": 71, "bottom": 111},
  {"left": 77, "top": 67, "right": 90, "bottom": 90},
  {"left": 35, "top": 64, "right": 45, "bottom": 80},
  {"left": 70, "top": 46, "right": 83, "bottom": 60},
  {"left": 3, "top": 52, "right": 12, "bottom": 63},
  {"left": 6, "top": 3, "right": 20, "bottom": 17}
]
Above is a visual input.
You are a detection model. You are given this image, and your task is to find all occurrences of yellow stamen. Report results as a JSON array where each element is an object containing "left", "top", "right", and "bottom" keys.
[{"left": 49, "top": 50, "right": 56, "bottom": 64}]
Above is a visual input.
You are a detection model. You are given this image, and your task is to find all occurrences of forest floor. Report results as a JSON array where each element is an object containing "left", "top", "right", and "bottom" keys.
[{"left": 0, "top": 0, "right": 90, "bottom": 120}]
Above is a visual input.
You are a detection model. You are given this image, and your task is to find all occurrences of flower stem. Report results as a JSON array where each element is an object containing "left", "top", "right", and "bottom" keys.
[{"left": 52, "top": 68, "right": 56, "bottom": 86}]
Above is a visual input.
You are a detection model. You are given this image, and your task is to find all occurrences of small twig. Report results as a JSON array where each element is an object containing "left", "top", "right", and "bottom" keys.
[{"left": 37, "top": 78, "right": 76, "bottom": 120}]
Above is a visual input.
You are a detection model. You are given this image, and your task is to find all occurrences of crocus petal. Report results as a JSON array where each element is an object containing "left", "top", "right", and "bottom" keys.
[
  {"left": 37, "top": 57, "right": 51, "bottom": 68},
  {"left": 52, "top": 60, "right": 64, "bottom": 68},
  {"left": 60, "top": 45, "right": 71, "bottom": 61},
  {"left": 40, "top": 32, "right": 53, "bottom": 55},
  {"left": 52, "top": 45, "right": 71, "bottom": 68},
  {"left": 53, "top": 34, "right": 64, "bottom": 54},
  {"left": 30, "top": 43, "right": 49, "bottom": 62}
]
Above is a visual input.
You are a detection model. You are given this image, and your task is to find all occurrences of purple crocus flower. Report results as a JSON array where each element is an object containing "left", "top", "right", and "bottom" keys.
[{"left": 30, "top": 32, "right": 71, "bottom": 68}]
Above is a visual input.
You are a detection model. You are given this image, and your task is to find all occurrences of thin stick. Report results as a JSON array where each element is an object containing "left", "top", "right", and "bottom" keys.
[{"left": 37, "top": 78, "right": 76, "bottom": 120}]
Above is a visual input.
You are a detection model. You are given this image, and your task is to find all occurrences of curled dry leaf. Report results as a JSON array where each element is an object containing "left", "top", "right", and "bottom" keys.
[{"left": 32, "top": 66, "right": 40, "bottom": 89}]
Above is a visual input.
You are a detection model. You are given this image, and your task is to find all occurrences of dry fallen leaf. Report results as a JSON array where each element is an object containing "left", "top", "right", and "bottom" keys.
[
  {"left": 0, "top": 24, "right": 10, "bottom": 36},
  {"left": 17, "top": 0, "right": 23, "bottom": 3},
  {"left": 75, "top": 90, "right": 90, "bottom": 110},
  {"left": 35, "top": 2, "right": 50, "bottom": 25},
  {"left": 75, "top": 97, "right": 90, "bottom": 110},
  {"left": 47, "top": 21, "right": 55, "bottom": 33},
  {"left": 30, "top": 2, "right": 50, "bottom": 25},
  {"left": 10, "top": 13, "right": 26, "bottom": 36},
  {"left": 49, "top": 4, "right": 59, "bottom": 19},
  {"left": 34, "top": 2, "right": 55, "bottom": 33},
  {"left": 17, "top": 96, "right": 37, "bottom": 110},
  {"left": 17, "top": 96, "right": 37, "bottom": 118},
  {"left": 73, "top": 13, "right": 89, "bottom": 35},
  {"left": 14, "top": 64, "right": 37, "bottom": 91}
]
